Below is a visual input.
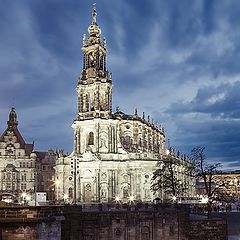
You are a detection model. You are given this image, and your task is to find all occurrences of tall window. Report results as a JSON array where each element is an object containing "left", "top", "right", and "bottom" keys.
[
  {"left": 69, "top": 188, "right": 73, "bottom": 198},
  {"left": 123, "top": 186, "right": 129, "bottom": 198},
  {"left": 88, "top": 132, "right": 94, "bottom": 145},
  {"left": 121, "top": 136, "right": 131, "bottom": 149},
  {"left": 7, "top": 173, "right": 11, "bottom": 180},
  {"left": 21, "top": 173, "right": 27, "bottom": 181}
]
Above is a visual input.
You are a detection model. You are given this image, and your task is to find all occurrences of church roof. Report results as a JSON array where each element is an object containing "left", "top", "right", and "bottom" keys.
[{"left": 113, "top": 110, "right": 164, "bottom": 135}]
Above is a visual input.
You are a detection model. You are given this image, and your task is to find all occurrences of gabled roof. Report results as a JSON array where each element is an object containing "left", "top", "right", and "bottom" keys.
[
  {"left": 0, "top": 126, "right": 34, "bottom": 155},
  {"left": 0, "top": 126, "right": 25, "bottom": 147}
]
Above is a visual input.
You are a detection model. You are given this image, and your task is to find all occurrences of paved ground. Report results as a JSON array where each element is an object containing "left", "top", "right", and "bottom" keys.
[{"left": 210, "top": 212, "right": 240, "bottom": 240}]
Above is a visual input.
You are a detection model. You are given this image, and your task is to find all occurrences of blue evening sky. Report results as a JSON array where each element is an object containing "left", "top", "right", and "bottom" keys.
[{"left": 0, "top": 0, "right": 240, "bottom": 169}]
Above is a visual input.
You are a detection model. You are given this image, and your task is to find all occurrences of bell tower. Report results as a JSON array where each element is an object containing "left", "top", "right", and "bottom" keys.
[{"left": 77, "top": 4, "right": 112, "bottom": 120}]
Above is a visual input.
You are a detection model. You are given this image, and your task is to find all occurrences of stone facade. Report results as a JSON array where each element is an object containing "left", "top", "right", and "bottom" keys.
[
  {"left": 55, "top": 6, "right": 195, "bottom": 203},
  {"left": 0, "top": 107, "right": 36, "bottom": 202},
  {"left": 0, "top": 108, "right": 56, "bottom": 203},
  {"left": 35, "top": 149, "right": 57, "bottom": 201},
  {"left": 196, "top": 171, "right": 240, "bottom": 200}
]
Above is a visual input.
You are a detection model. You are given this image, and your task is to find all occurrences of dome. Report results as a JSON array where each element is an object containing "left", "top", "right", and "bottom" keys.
[{"left": 30, "top": 152, "right": 37, "bottom": 159}]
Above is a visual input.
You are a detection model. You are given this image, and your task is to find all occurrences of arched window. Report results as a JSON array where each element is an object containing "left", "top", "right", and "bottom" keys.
[
  {"left": 88, "top": 132, "right": 94, "bottom": 145},
  {"left": 68, "top": 188, "right": 73, "bottom": 198},
  {"left": 121, "top": 136, "right": 131, "bottom": 149},
  {"left": 141, "top": 226, "right": 150, "bottom": 240},
  {"left": 123, "top": 186, "right": 129, "bottom": 198}
]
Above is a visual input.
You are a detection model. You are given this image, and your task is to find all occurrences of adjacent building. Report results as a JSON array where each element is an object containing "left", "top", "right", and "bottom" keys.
[{"left": 0, "top": 107, "right": 56, "bottom": 203}]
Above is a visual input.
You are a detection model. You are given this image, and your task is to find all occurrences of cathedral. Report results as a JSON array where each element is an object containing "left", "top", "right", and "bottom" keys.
[{"left": 55, "top": 6, "right": 195, "bottom": 203}]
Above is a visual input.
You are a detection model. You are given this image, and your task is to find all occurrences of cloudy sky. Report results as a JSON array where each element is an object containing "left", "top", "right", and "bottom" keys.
[{"left": 0, "top": 0, "right": 240, "bottom": 169}]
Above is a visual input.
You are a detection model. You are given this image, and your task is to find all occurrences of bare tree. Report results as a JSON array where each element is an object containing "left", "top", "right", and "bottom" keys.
[
  {"left": 191, "top": 147, "right": 227, "bottom": 216},
  {"left": 151, "top": 148, "right": 195, "bottom": 201}
]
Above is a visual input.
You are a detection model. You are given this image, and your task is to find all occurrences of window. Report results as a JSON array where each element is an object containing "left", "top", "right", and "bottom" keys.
[
  {"left": 123, "top": 186, "right": 129, "bottom": 198},
  {"left": 121, "top": 136, "right": 131, "bottom": 149},
  {"left": 22, "top": 162, "right": 26, "bottom": 168},
  {"left": 7, "top": 173, "right": 11, "bottom": 180},
  {"left": 21, "top": 173, "right": 27, "bottom": 181},
  {"left": 169, "top": 225, "right": 174, "bottom": 235},
  {"left": 88, "top": 132, "right": 94, "bottom": 145},
  {"left": 21, "top": 183, "right": 27, "bottom": 190},
  {"left": 141, "top": 226, "right": 150, "bottom": 240},
  {"left": 115, "top": 229, "right": 121, "bottom": 237},
  {"left": 69, "top": 188, "right": 73, "bottom": 198}
]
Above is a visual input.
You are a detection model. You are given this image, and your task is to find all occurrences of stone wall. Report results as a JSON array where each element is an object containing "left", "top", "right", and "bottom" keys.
[
  {"left": 0, "top": 205, "right": 228, "bottom": 240},
  {"left": 62, "top": 204, "right": 189, "bottom": 240},
  {"left": 189, "top": 217, "right": 228, "bottom": 240}
]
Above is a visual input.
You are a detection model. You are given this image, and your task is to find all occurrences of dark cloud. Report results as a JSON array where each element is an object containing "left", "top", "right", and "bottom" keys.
[
  {"left": 167, "top": 81, "right": 240, "bottom": 119},
  {"left": 0, "top": 0, "right": 240, "bottom": 169}
]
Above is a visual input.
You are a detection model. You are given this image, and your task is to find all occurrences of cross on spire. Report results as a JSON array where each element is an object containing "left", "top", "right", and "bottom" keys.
[{"left": 92, "top": 3, "right": 97, "bottom": 24}]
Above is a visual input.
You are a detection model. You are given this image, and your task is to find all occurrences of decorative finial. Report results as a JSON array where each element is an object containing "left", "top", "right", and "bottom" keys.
[
  {"left": 83, "top": 34, "right": 87, "bottom": 46},
  {"left": 135, "top": 108, "right": 138, "bottom": 116},
  {"left": 103, "top": 37, "right": 107, "bottom": 49},
  {"left": 116, "top": 106, "right": 120, "bottom": 112},
  {"left": 147, "top": 115, "right": 150, "bottom": 123},
  {"left": 143, "top": 112, "right": 145, "bottom": 119},
  {"left": 92, "top": 3, "right": 97, "bottom": 24}
]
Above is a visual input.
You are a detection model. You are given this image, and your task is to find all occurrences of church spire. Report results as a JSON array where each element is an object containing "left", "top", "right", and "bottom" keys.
[
  {"left": 77, "top": 6, "right": 112, "bottom": 120},
  {"left": 92, "top": 3, "right": 97, "bottom": 25}
]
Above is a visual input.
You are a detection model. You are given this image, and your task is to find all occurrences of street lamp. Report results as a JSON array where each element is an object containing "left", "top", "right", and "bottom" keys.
[
  {"left": 63, "top": 193, "right": 68, "bottom": 204},
  {"left": 115, "top": 196, "right": 121, "bottom": 203},
  {"left": 201, "top": 196, "right": 209, "bottom": 204},
  {"left": 55, "top": 180, "right": 60, "bottom": 202},
  {"left": 21, "top": 192, "right": 26, "bottom": 204},
  {"left": 172, "top": 196, "right": 177, "bottom": 202}
]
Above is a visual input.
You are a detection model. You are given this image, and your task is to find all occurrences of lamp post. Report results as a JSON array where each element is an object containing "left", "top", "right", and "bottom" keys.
[
  {"left": 21, "top": 192, "right": 27, "bottom": 205},
  {"left": 63, "top": 193, "right": 68, "bottom": 204},
  {"left": 71, "top": 157, "right": 80, "bottom": 205},
  {"left": 55, "top": 179, "right": 60, "bottom": 202}
]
